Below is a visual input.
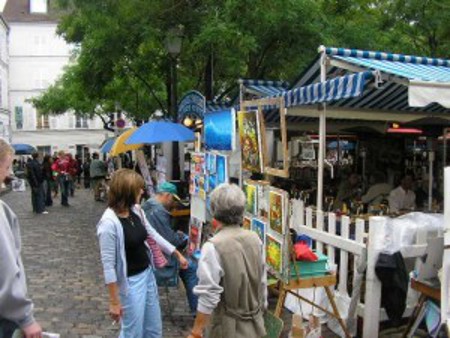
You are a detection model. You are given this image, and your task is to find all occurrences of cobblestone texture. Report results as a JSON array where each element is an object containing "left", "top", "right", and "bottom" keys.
[{"left": 2, "top": 187, "right": 337, "bottom": 337}]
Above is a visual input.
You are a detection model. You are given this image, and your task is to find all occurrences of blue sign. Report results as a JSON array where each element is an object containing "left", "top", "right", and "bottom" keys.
[{"left": 178, "top": 90, "right": 205, "bottom": 122}]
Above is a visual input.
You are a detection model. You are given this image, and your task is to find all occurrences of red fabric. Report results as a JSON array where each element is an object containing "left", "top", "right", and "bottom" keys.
[
  {"left": 294, "top": 242, "right": 318, "bottom": 261},
  {"left": 51, "top": 157, "right": 70, "bottom": 175}
]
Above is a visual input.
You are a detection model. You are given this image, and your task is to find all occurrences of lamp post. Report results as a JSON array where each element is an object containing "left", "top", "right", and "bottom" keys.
[{"left": 165, "top": 26, "right": 183, "bottom": 180}]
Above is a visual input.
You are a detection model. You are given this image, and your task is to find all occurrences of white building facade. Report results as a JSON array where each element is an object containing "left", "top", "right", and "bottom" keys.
[
  {"left": 0, "top": 15, "right": 9, "bottom": 141},
  {"left": 3, "top": 0, "right": 111, "bottom": 156}
]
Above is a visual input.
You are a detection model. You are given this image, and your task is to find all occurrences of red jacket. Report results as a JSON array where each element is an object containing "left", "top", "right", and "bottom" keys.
[{"left": 51, "top": 157, "right": 70, "bottom": 175}]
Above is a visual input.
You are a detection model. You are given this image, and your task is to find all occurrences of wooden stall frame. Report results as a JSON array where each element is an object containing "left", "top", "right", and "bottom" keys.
[{"left": 241, "top": 97, "right": 290, "bottom": 178}]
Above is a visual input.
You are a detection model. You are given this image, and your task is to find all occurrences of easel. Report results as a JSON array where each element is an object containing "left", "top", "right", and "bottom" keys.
[{"left": 273, "top": 250, "right": 351, "bottom": 338}]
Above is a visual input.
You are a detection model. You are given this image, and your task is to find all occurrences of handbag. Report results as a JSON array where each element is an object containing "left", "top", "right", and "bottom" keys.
[
  {"left": 135, "top": 206, "right": 168, "bottom": 269},
  {"left": 154, "top": 255, "right": 179, "bottom": 287}
]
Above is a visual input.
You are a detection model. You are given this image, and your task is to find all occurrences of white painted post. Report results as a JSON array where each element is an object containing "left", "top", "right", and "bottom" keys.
[
  {"left": 353, "top": 219, "right": 365, "bottom": 288},
  {"left": 442, "top": 167, "right": 450, "bottom": 325},
  {"left": 339, "top": 216, "right": 350, "bottom": 296},
  {"left": 363, "top": 216, "right": 386, "bottom": 338},
  {"left": 316, "top": 210, "right": 324, "bottom": 253},
  {"left": 299, "top": 200, "right": 305, "bottom": 227},
  {"left": 328, "top": 212, "right": 336, "bottom": 268},
  {"left": 306, "top": 207, "right": 313, "bottom": 228},
  {"left": 316, "top": 46, "right": 327, "bottom": 212}
]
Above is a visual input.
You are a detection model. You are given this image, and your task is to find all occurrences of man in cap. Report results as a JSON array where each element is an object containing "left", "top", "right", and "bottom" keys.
[{"left": 142, "top": 182, "right": 198, "bottom": 315}]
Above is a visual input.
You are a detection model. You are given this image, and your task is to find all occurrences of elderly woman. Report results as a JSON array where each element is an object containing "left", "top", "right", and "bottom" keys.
[
  {"left": 0, "top": 138, "right": 42, "bottom": 338},
  {"left": 188, "top": 183, "right": 267, "bottom": 338},
  {"left": 97, "top": 169, "right": 188, "bottom": 338}
]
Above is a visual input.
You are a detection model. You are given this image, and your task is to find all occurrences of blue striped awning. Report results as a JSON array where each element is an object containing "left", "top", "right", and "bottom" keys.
[
  {"left": 239, "top": 78, "right": 289, "bottom": 97},
  {"left": 283, "top": 71, "right": 373, "bottom": 108},
  {"left": 206, "top": 101, "right": 233, "bottom": 112}
]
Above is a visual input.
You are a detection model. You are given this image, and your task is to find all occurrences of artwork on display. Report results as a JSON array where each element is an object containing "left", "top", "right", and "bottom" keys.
[
  {"left": 216, "top": 154, "right": 228, "bottom": 185},
  {"left": 257, "top": 185, "right": 268, "bottom": 219},
  {"left": 269, "top": 190, "right": 285, "bottom": 235},
  {"left": 266, "top": 234, "right": 283, "bottom": 275},
  {"left": 251, "top": 218, "right": 265, "bottom": 243},
  {"left": 237, "top": 110, "right": 264, "bottom": 173},
  {"left": 208, "top": 153, "right": 217, "bottom": 174},
  {"left": 191, "top": 153, "right": 205, "bottom": 174},
  {"left": 243, "top": 215, "right": 252, "bottom": 230},
  {"left": 204, "top": 109, "right": 236, "bottom": 151},
  {"left": 208, "top": 174, "right": 217, "bottom": 192},
  {"left": 188, "top": 217, "right": 203, "bottom": 255},
  {"left": 245, "top": 183, "right": 257, "bottom": 214}
]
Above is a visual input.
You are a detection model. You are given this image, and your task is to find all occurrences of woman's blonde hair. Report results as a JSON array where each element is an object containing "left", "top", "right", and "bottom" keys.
[
  {"left": 108, "top": 169, "right": 145, "bottom": 213},
  {"left": 0, "top": 138, "right": 14, "bottom": 163}
]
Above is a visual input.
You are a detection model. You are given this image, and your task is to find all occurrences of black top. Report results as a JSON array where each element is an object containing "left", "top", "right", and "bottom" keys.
[{"left": 119, "top": 212, "right": 150, "bottom": 277}]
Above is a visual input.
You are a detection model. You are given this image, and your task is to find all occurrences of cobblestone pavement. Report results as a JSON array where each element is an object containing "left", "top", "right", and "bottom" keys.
[{"left": 2, "top": 186, "right": 337, "bottom": 338}]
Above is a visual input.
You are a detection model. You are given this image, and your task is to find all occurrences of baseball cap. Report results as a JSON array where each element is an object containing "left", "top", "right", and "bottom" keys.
[{"left": 157, "top": 182, "right": 181, "bottom": 201}]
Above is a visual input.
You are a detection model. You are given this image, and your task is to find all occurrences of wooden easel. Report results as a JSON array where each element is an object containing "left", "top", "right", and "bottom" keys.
[{"left": 273, "top": 250, "right": 351, "bottom": 338}]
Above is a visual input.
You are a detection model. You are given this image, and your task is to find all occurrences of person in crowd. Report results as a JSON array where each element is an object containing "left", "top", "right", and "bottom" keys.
[
  {"left": 42, "top": 154, "right": 53, "bottom": 207},
  {"left": 90, "top": 152, "right": 107, "bottom": 201},
  {"left": 0, "top": 138, "right": 43, "bottom": 338},
  {"left": 83, "top": 155, "right": 91, "bottom": 189},
  {"left": 389, "top": 174, "right": 416, "bottom": 213},
  {"left": 188, "top": 183, "right": 267, "bottom": 338},
  {"left": 75, "top": 154, "right": 83, "bottom": 186},
  {"left": 97, "top": 169, "right": 188, "bottom": 338},
  {"left": 142, "top": 182, "right": 198, "bottom": 315},
  {"left": 51, "top": 151, "right": 70, "bottom": 207},
  {"left": 26, "top": 152, "right": 47, "bottom": 214},
  {"left": 66, "top": 153, "right": 78, "bottom": 197},
  {"left": 333, "top": 172, "right": 361, "bottom": 210},
  {"left": 361, "top": 171, "right": 392, "bottom": 209},
  {"left": 51, "top": 153, "right": 59, "bottom": 198}
]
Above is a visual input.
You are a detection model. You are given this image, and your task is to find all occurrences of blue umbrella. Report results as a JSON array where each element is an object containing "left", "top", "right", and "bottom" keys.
[
  {"left": 12, "top": 143, "right": 37, "bottom": 155},
  {"left": 125, "top": 121, "right": 195, "bottom": 145},
  {"left": 100, "top": 138, "right": 115, "bottom": 153}
]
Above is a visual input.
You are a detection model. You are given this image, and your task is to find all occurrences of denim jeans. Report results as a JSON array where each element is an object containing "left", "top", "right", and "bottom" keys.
[
  {"left": 58, "top": 175, "right": 69, "bottom": 206},
  {"left": 179, "top": 258, "right": 199, "bottom": 314},
  {"left": 119, "top": 267, "right": 162, "bottom": 338},
  {"left": 0, "top": 318, "right": 18, "bottom": 338},
  {"left": 44, "top": 180, "right": 53, "bottom": 206}
]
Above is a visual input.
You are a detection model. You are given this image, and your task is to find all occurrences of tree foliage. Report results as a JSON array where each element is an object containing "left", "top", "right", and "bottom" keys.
[{"left": 31, "top": 0, "right": 450, "bottom": 124}]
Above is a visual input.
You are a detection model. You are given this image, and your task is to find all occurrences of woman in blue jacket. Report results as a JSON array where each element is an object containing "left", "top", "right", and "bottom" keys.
[{"left": 97, "top": 169, "right": 188, "bottom": 338}]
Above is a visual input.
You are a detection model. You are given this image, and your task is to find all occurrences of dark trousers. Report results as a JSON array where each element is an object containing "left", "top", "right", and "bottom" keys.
[
  {"left": 84, "top": 176, "right": 90, "bottom": 189},
  {"left": 0, "top": 318, "right": 18, "bottom": 338},
  {"left": 44, "top": 180, "right": 53, "bottom": 206},
  {"left": 58, "top": 175, "right": 69, "bottom": 206},
  {"left": 31, "top": 182, "right": 45, "bottom": 213}
]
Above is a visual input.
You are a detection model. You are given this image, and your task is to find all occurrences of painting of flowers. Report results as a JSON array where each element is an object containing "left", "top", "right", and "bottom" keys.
[
  {"left": 269, "top": 190, "right": 284, "bottom": 235},
  {"left": 237, "top": 110, "right": 263, "bottom": 173},
  {"left": 245, "top": 183, "right": 257, "bottom": 215},
  {"left": 266, "top": 234, "right": 283, "bottom": 275},
  {"left": 251, "top": 218, "right": 265, "bottom": 243}
]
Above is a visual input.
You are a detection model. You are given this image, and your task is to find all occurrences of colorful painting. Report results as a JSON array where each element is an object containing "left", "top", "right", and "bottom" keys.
[
  {"left": 237, "top": 110, "right": 263, "bottom": 173},
  {"left": 191, "top": 153, "right": 205, "bottom": 175},
  {"left": 243, "top": 215, "right": 252, "bottom": 230},
  {"left": 208, "top": 153, "right": 217, "bottom": 174},
  {"left": 216, "top": 155, "right": 228, "bottom": 184},
  {"left": 266, "top": 234, "right": 283, "bottom": 274},
  {"left": 188, "top": 218, "right": 203, "bottom": 256},
  {"left": 204, "top": 109, "right": 236, "bottom": 151},
  {"left": 208, "top": 174, "right": 217, "bottom": 192},
  {"left": 251, "top": 218, "right": 265, "bottom": 243},
  {"left": 269, "top": 190, "right": 285, "bottom": 235},
  {"left": 257, "top": 185, "right": 268, "bottom": 218},
  {"left": 245, "top": 183, "right": 257, "bottom": 214}
]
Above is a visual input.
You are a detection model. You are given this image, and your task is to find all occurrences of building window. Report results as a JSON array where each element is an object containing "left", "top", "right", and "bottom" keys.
[
  {"left": 30, "top": 0, "right": 48, "bottom": 14},
  {"left": 37, "top": 146, "right": 51, "bottom": 155},
  {"left": 14, "top": 106, "right": 23, "bottom": 130},
  {"left": 75, "top": 115, "right": 88, "bottom": 128},
  {"left": 36, "top": 111, "right": 49, "bottom": 129}
]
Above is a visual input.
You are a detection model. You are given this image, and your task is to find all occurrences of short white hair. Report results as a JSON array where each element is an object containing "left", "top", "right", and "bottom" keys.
[
  {"left": 0, "top": 138, "right": 14, "bottom": 163},
  {"left": 210, "top": 183, "right": 246, "bottom": 225}
]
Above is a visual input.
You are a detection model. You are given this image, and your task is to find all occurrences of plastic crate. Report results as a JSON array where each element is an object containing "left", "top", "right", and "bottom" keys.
[{"left": 290, "top": 252, "right": 329, "bottom": 278}]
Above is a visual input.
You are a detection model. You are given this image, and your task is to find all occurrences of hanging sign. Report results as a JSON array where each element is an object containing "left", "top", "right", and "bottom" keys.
[{"left": 178, "top": 90, "right": 205, "bottom": 123}]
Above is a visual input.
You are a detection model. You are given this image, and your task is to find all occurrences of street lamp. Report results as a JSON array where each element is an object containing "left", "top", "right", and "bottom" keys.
[{"left": 165, "top": 26, "right": 184, "bottom": 180}]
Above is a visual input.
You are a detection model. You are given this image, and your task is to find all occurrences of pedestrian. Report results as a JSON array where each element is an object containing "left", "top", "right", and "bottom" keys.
[
  {"left": 66, "top": 153, "right": 78, "bottom": 197},
  {"left": 143, "top": 182, "right": 198, "bottom": 315},
  {"left": 0, "top": 138, "right": 43, "bottom": 338},
  {"left": 83, "top": 156, "right": 91, "bottom": 189},
  {"left": 90, "top": 152, "right": 107, "bottom": 201},
  {"left": 26, "top": 152, "right": 47, "bottom": 214},
  {"left": 75, "top": 154, "right": 83, "bottom": 186},
  {"left": 42, "top": 154, "right": 53, "bottom": 207},
  {"left": 51, "top": 152, "right": 59, "bottom": 198},
  {"left": 97, "top": 169, "right": 189, "bottom": 338},
  {"left": 188, "top": 183, "right": 267, "bottom": 338},
  {"left": 51, "top": 151, "right": 70, "bottom": 207}
]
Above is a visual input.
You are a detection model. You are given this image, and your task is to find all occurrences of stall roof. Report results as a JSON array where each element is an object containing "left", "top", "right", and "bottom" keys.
[{"left": 289, "top": 47, "right": 450, "bottom": 115}]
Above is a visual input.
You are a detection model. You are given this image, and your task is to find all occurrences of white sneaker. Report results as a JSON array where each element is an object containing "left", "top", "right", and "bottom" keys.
[{"left": 41, "top": 211, "right": 49, "bottom": 214}]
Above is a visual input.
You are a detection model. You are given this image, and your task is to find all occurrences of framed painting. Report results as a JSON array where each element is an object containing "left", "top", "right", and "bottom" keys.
[
  {"left": 208, "top": 152, "right": 217, "bottom": 174},
  {"left": 242, "top": 215, "right": 252, "bottom": 230},
  {"left": 251, "top": 218, "right": 266, "bottom": 243},
  {"left": 216, "top": 154, "right": 228, "bottom": 185},
  {"left": 244, "top": 182, "right": 257, "bottom": 215},
  {"left": 188, "top": 217, "right": 203, "bottom": 256},
  {"left": 237, "top": 110, "right": 264, "bottom": 173},
  {"left": 266, "top": 234, "right": 283, "bottom": 275},
  {"left": 204, "top": 109, "right": 236, "bottom": 151},
  {"left": 268, "top": 189, "right": 285, "bottom": 235}
]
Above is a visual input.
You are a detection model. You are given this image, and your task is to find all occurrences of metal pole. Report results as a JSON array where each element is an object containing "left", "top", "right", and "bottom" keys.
[
  {"left": 317, "top": 46, "right": 327, "bottom": 212},
  {"left": 171, "top": 56, "right": 181, "bottom": 180}
]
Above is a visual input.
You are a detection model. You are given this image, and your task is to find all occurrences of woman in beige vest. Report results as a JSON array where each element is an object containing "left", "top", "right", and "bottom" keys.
[{"left": 188, "top": 183, "right": 267, "bottom": 338}]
